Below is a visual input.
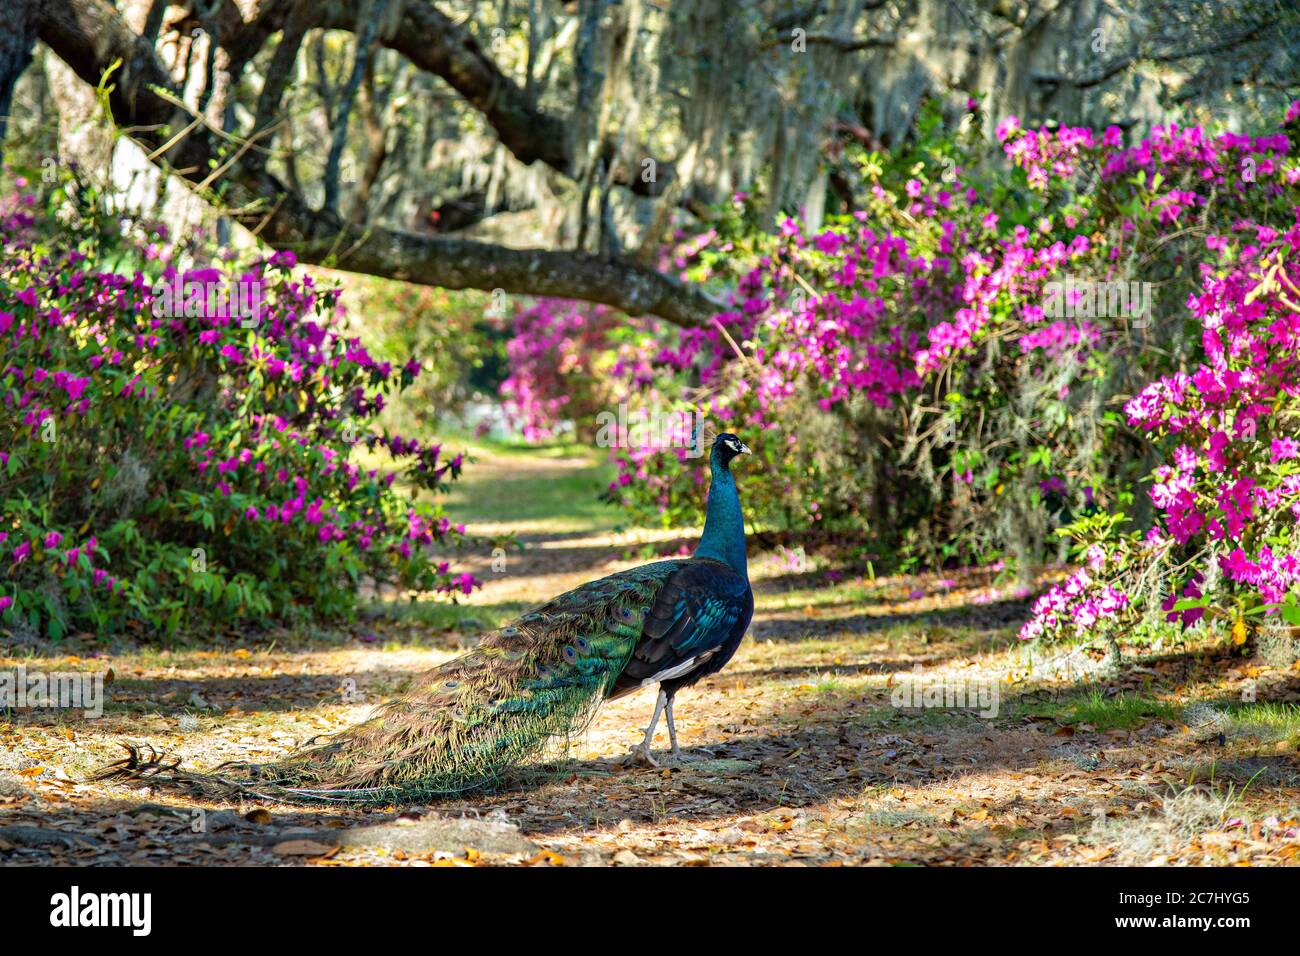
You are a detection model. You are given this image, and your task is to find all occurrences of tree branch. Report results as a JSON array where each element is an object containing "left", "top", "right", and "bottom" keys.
[
  {"left": 37, "top": 0, "right": 723, "bottom": 328},
  {"left": 0, "top": 0, "right": 41, "bottom": 152},
  {"left": 217, "top": 0, "right": 676, "bottom": 197},
  {"left": 760, "top": 31, "right": 896, "bottom": 52},
  {"left": 1031, "top": 18, "right": 1275, "bottom": 90},
  {"left": 249, "top": 0, "right": 312, "bottom": 164},
  {"left": 323, "top": 0, "right": 389, "bottom": 216}
]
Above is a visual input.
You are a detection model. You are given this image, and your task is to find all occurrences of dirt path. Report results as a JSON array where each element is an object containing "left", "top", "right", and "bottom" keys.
[{"left": 2, "top": 449, "right": 1299, "bottom": 866}]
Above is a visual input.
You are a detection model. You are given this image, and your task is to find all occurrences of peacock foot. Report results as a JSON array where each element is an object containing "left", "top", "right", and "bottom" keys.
[{"left": 620, "top": 742, "right": 661, "bottom": 768}]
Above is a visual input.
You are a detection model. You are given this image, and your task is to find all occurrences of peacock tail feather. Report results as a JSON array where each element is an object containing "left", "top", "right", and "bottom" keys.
[{"left": 96, "top": 561, "right": 685, "bottom": 803}]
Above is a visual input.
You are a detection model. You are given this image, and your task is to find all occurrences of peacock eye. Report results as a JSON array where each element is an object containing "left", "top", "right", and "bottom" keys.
[
  {"left": 501, "top": 625, "right": 519, "bottom": 637},
  {"left": 563, "top": 646, "right": 578, "bottom": 663},
  {"left": 444, "top": 680, "right": 459, "bottom": 689},
  {"left": 617, "top": 607, "right": 633, "bottom": 620},
  {"left": 577, "top": 638, "right": 589, "bottom": 651}
]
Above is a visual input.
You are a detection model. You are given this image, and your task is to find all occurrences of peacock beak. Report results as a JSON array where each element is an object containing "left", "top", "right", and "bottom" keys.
[{"left": 737, "top": 441, "right": 752, "bottom": 455}]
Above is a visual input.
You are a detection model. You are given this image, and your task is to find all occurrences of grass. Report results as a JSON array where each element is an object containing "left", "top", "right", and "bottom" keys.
[
  {"left": 349, "top": 431, "right": 620, "bottom": 536},
  {"left": 1222, "top": 702, "right": 1300, "bottom": 744},
  {"left": 1015, "top": 689, "right": 1181, "bottom": 730},
  {"left": 1070, "top": 692, "right": 1182, "bottom": 729},
  {"left": 754, "top": 578, "right": 883, "bottom": 611},
  {"left": 439, "top": 439, "right": 620, "bottom": 535},
  {"left": 1086, "top": 785, "right": 1241, "bottom": 863}
]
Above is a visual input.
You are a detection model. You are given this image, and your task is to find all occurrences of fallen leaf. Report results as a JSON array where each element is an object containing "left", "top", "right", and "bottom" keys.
[
  {"left": 272, "top": 839, "right": 337, "bottom": 857},
  {"left": 524, "top": 850, "right": 566, "bottom": 866}
]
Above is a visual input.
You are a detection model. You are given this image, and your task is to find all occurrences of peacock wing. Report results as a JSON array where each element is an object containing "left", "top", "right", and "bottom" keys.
[{"left": 610, "top": 558, "right": 751, "bottom": 698}]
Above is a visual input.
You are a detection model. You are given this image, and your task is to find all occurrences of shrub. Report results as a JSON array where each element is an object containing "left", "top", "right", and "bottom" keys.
[
  {"left": 501, "top": 100, "right": 1299, "bottom": 590},
  {"left": 1023, "top": 212, "right": 1300, "bottom": 645},
  {"left": 0, "top": 173, "right": 475, "bottom": 640}
]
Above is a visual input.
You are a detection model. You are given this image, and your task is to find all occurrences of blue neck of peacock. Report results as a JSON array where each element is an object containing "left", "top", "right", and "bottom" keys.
[{"left": 695, "top": 455, "right": 747, "bottom": 578}]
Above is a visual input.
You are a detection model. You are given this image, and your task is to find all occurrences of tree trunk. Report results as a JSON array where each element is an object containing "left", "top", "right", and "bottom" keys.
[{"left": 0, "top": 0, "right": 41, "bottom": 154}]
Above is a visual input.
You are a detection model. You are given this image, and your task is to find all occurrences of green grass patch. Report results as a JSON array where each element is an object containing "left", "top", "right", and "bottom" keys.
[
  {"left": 1014, "top": 690, "right": 1181, "bottom": 730},
  {"left": 754, "top": 579, "right": 883, "bottom": 612},
  {"left": 1221, "top": 702, "right": 1300, "bottom": 744},
  {"left": 350, "top": 432, "right": 619, "bottom": 536},
  {"left": 442, "top": 448, "right": 619, "bottom": 535}
]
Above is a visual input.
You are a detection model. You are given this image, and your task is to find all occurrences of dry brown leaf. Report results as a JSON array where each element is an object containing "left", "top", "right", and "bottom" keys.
[
  {"left": 524, "top": 850, "right": 566, "bottom": 866},
  {"left": 272, "top": 839, "right": 337, "bottom": 857}
]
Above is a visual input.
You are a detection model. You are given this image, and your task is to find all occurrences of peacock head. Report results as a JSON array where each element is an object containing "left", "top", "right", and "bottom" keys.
[{"left": 711, "top": 433, "right": 752, "bottom": 468}]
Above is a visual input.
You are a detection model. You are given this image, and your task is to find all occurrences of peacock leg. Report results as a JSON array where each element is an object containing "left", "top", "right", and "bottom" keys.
[
  {"left": 663, "top": 691, "right": 699, "bottom": 762},
  {"left": 664, "top": 690, "right": 680, "bottom": 759},
  {"left": 622, "top": 688, "right": 666, "bottom": 767}
]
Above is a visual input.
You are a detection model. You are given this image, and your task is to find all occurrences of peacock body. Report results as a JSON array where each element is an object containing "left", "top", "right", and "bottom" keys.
[{"left": 98, "top": 434, "right": 754, "bottom": 802}]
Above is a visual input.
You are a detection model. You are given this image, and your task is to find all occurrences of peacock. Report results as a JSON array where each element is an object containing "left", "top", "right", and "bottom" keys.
[{"left": 96, "top": 433, "right": 755, "bottom": 803}]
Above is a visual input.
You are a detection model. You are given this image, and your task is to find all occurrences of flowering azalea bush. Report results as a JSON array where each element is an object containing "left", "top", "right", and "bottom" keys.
[
  {"left": 907, "top": 106, "right": 1298, "bottom": 579},
  {"left": 1022, "top": 222, "right": 1300, "bottom": 646},
  {"left": 499, "top": 300, "right": 651, "bottom": 443},
  {"left": 501, "top": 99, "right": 1300, "bottom": 651},
  {"left": 208, "top": 96, "right": 1294, "bottom": 654},
  {"left": 0, "top": 174, "right": 475, "bottom": 639}
]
